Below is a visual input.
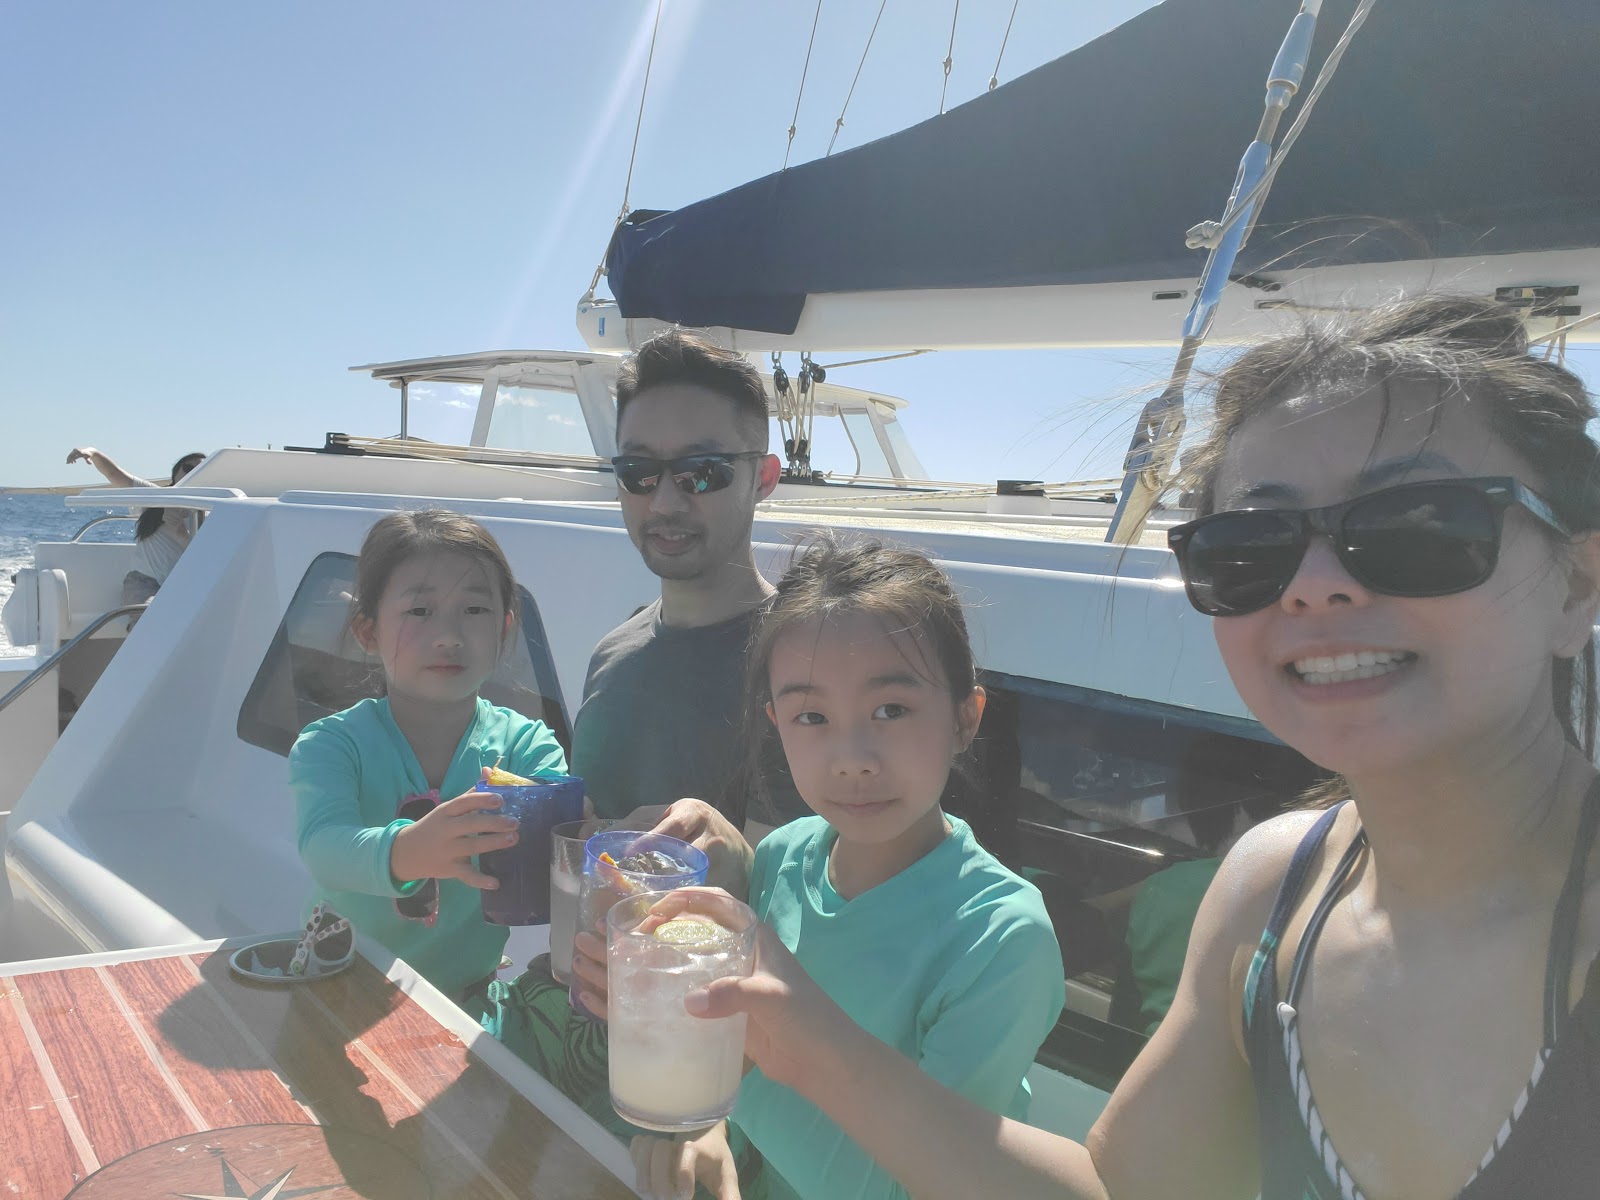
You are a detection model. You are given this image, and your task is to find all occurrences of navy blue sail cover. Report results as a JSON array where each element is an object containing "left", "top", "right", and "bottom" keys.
[{"left": 606, "top": 0, "right": 1600, "bottom": 334}]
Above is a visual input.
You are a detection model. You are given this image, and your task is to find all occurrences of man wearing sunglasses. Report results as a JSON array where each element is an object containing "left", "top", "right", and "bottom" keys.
[
  {"left": 571, "top": 328, "right": 806, "bottom": 849},
  {"left": 483, "top": 331, "right": 802, "bottom": 1137}
]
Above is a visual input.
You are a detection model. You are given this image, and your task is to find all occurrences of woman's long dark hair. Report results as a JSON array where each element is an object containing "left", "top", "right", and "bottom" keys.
[{"left": 135, "top": 452, "right": 207, "bottom": 542}]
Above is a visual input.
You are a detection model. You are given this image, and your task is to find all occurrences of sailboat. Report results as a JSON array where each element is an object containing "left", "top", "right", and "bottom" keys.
[
  {"left": 1, "top": 0, "right": 1596, "bottom": 1192},
  {"left": 587, "top": 0, "right": 1600, "bottom": 355}
]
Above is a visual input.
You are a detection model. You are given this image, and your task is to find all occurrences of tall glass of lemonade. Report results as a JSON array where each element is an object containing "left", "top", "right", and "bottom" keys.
[{"left": 606, "top": 891, "right": 757, "bottom": 1133}]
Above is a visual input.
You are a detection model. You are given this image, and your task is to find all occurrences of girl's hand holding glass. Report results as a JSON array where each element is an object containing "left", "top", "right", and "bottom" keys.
[
  {"left": 630, "top": 1121, "right": 740, "bottom": 1200},
  {"left": 642, "top": 888, "right": 856, "bottom": 1096},
  {"left": 634, "top": 798, "right": 754, "bottom": 897},
  {"left": 390, "top": 782, "right": 518, "bottom": 890}
]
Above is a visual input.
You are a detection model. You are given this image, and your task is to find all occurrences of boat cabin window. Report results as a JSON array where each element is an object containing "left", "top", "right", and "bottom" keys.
[
  {"left": 237, "top": 552, "right": 570, "bottom": 757},
  {"left": 400, "top": 382, "right": 478, "bottom": 444},
  {"left": 485, "top": 384, "right": 594, "bottom": 457},
  {"left": 964, "top": 672, "right": 1324, "bottom": 1090}
]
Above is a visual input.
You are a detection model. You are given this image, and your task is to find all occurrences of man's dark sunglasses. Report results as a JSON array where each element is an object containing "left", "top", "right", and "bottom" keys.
[
  {"left": 1167, "top": 476, "right": 1570, "bottom": 618},
  {"left": 610, "top": 451, "right": 767, "bottom": 497}
]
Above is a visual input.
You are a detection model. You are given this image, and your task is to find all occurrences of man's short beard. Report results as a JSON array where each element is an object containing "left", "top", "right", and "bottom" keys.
[
  {"left": 631, "top": 523, "right": 710, "bottom": 581},
  {"left": 640, "top": 543, "right": 711, "bottom": 580}
]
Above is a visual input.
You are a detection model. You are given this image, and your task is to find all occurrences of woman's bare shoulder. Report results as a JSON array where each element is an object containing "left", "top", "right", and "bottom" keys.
[
  {"left": 1088, "top": 807, "right": 1341, "bottom": 1197},
  {"left": 1203, "top": 807, "right": 1340, "bottom": 940}
]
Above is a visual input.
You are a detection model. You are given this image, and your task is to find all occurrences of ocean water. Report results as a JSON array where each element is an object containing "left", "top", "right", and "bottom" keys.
[{"left": 0, "top": 495, "right": 131, "bottom": 657}]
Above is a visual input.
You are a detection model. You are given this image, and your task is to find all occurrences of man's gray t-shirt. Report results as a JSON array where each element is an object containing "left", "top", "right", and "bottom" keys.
[{"left": 570, "top": 600, "right": 805, "bottom": 826}]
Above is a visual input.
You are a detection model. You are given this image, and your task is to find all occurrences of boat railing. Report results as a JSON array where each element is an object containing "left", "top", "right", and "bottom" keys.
[
  {"left": 764, "top": 477, "right": 1127, "bottom": 508},
  {"left": 0, "top": 604, "right": 148, "bottom": 717},
  {"left": 69, "top": 515, "right": 137, "bottom": 542}
]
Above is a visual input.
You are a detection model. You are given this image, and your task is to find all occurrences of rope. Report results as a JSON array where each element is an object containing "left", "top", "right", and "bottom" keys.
[
  {"left": 784, "top": 0, "right": 825, "bottom": 170},
  {"left": 939, "top": 0, "right": 960, "bottom": 114},
  {"left": 771, "top": 354, "right": 797, "bottom": 464},
  {"left": 796, "top": 353, "right": 820, "bottom": 473},
  {"left": 989, "top": 0, "right": 1019, "bottom": 91},
  {"left": 828, "top": 0, "right": 889, "bottom": 156},
  {"left": 1191, "top": 0, "right": 1377, "bottom": 252}
]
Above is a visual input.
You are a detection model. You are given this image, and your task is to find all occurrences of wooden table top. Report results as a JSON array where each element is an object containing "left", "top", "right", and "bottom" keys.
[{"left": 0, "top": 935, "right": 638, "bottom": 1199}]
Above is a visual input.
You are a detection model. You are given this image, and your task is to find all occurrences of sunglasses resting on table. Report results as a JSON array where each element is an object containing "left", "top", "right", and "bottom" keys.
[
  {"left": 1167, "top": 476, "right": 1571, "bottom": 617},
  {"left": 610, "top": 451, "right": 768, "bottom": 496}
]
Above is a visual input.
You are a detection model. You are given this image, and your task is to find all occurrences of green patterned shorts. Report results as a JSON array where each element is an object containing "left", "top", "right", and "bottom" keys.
[
  {"left": 481, "top": 954, "right": 637, "bottom": 1138},
  {"left": 482, "top": 954, "right": 767, "bottom": 1195}
]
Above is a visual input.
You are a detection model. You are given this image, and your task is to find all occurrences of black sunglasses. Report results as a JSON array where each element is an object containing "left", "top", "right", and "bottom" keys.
[
  {"left": 1167, "top": 476, "right": 1570, "bottom": 618},
  {"left": 610, "top": 451, "right": 767, "bottom": 497}
]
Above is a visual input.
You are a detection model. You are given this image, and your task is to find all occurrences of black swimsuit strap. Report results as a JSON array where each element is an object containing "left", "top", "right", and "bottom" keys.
[
  {"left": 1279, "top": 778, "right": 1600, "bottom": 1039},
  {"left": 1541, "top": 774, "right": 1600, "bottom": 1042},
  {"left": 1262, "top": 804, "right": 1347, "bottom": 946},
  {"left": 1284, "top": 819, "right": 1368, "bottom": 1007}
]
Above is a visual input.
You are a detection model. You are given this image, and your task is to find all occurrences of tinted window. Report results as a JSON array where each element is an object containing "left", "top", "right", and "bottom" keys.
[
  {"left": 238, "top": 552, "right": 570, "bottom": 756},
  {"left": 964, "top": 672, "right": 1324, "bottom": 1089}
]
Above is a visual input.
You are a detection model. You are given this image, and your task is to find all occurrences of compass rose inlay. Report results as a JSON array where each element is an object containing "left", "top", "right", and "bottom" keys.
[
  {"left": 64, "top": 1124, "right": 430, "bottom": 1199},
  {"left": 175, "top": 1154, "right": 343, "bottom": 1199}
]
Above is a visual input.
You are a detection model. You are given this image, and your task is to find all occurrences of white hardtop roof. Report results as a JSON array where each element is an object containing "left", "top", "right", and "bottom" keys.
[
  {"left": 350, "top": 349, "right": 614, "bottom": 382},
  {"left": 350, "top": 348, "right": 908, "bottom": 415}
]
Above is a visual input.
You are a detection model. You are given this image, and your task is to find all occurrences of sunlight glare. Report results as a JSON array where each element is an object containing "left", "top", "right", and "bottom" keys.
[{"left": 489, "top": 0, "right": 704, "bottom": 349}]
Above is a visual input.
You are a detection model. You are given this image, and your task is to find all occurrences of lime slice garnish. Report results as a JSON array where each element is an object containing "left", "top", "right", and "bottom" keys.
[{"left": 652, "top": 917, "right": 730, "bottom": 950}]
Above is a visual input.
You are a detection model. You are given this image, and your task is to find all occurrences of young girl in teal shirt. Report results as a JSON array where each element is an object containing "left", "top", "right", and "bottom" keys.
[
  {"left": 291, "top": 510, "right": 566, "bottom": 1010},
  {"left": 606, "top": 537, "right": 1063, "bottom": 1200}
]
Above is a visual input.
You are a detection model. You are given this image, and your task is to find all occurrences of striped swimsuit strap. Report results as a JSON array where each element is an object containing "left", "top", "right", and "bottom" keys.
[{"left": 1253, "top": 780, "right": 1600, "bottom": 1200}]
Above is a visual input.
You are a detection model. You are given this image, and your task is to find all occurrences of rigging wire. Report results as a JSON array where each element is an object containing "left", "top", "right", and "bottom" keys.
[
  {"left": 582, "top": 0, "right": 666, "bottom": 302},
  {"left": 1530, "top": 309, "right": 1600, "bottom": 366},
  {"left": 816, "top": 349, "right": 932, "bottom": 370},
  {"left": 989, "top": 0, "right": 1019, "bottom": 91},
  {"left": 1529, "top": 309, "right": 1600, "bottom": 344},
  {"left": 618, "top": 0, "right": 666, "bottom": 221},
  {"left": 784, "top": 0, "right": 825, "bottom": 170},
  {"left": 1187, "top": 0, "right": 1377, "bottom": 253},
  {"left": 939, "top": 0, "right": 960, "bottom": 114},
  {"left": 828, "top": 0, "right": 889, "bottom": 156}
]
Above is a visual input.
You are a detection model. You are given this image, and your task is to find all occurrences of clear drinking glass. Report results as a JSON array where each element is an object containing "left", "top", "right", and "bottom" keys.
[
  {"left": 606, "top": 890, "right": 757, "bottom": 1133},
  {"left": 571, "top": 830, "right": 708, "bottom": 1017},
  {"left": 549, "top": 818, "right": 642, "bottom": 985}
]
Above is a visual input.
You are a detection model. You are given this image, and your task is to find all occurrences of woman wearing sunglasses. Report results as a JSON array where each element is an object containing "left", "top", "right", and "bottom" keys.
[{"left": 644, "top": 295, "right": 1600, "bottom": 1200}]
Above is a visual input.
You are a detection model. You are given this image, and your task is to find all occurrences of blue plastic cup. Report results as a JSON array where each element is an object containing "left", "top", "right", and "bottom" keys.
[
  {"left": 478, "top": 774, "right": 587, "bottom": 926},
  {"left": 571, "top": 830, "right": 709, "bottom": 1017}
]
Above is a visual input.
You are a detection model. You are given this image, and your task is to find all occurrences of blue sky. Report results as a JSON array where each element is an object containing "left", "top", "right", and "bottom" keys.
[{"left": 3, "top": 1, "right": 1594, "bottom": 489}]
